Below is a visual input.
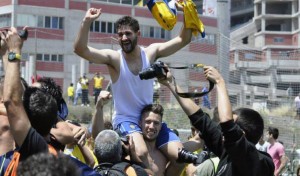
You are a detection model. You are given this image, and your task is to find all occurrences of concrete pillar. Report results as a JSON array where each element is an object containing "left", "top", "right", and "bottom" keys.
[
  {"left": 21, "top": 66, "right": 25, "bottom": 79},
  {"left": 72, "top": 64, "right": 76, "bottom": 84},
  {"left": 80, "top": 59, "right": 85, "bottom": 77},
  {"left": 28, "top": 55, "right": 36, "bottom": 80},
  {"left": 25, "top": 60, "right": 29, "bottom": 84},
  {"left": 217, "top": 0, "right": 230, "bottom": 83}
]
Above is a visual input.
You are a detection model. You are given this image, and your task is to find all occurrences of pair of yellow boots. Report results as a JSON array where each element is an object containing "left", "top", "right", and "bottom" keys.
[{"left": 147, "top": 0, "right": 205, "bottom": 38}]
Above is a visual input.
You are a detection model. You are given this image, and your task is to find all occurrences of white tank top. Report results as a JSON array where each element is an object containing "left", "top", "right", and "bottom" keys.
[{"left": 112, "top": 48, "right": 153, "bottom": 128}]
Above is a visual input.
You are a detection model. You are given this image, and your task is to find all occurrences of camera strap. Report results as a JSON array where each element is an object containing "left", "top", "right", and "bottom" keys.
[{"left": 169, "top": 64, "right": 214, "bottom": 98}]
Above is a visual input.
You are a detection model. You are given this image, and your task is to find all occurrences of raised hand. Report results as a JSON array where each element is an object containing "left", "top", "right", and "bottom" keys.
[
  {"left": 6, "top": 27, "right": 24, "bottom": 53},
  {"left": 95, "top": 90, "right": 112, "bottom": 108},
  {"left": 84, "top": 8, "right": 102, "bottom": 22},
  {"left": 204, "top": 66, "right": 223, "bottom": 84}
]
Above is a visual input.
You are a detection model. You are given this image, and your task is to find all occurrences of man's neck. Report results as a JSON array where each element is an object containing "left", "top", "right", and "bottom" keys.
[
  {"left": 145, "top": 140, "right": 156, "bottom": 152},
  {"left": 123, "top": 46, "right": 140, "bottom": 60},
  {"left": 269, "top": 139, "right": 276, "bottom": 145}
]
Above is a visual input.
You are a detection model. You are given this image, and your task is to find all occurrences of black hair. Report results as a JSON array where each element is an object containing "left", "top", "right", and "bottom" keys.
[
  {"left": 17, "top": 153, "right": 80, "bottom": 176},
  {"left": 268, "top": 127, "right": 279, "bottom": 139},
  {"left": 233, "top": 108, "right": 264, "bottom": 144},
  {"left": 115, "top": 16, "right": 140, "bottom": 33},
  {"left": 38, "top": 77, "right": 62, "bottom": 105},
  {"left": 38, "top": 77, "right": 68, "bottom": 120},
  {"left": 141, "top": 104, "right": 164, "bottom": 118},
  {"left": 23, "top": 87, "right": 58, "bottom": 136}
]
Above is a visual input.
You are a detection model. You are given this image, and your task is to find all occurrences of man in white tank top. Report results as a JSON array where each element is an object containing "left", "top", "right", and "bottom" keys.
[{"left": 74, "top": 7, "right": 194, "bottom": 175}]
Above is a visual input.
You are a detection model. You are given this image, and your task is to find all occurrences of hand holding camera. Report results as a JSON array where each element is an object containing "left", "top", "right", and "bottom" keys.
[{"left": 139, "top": 61, "right": 168, "bottom": 80}]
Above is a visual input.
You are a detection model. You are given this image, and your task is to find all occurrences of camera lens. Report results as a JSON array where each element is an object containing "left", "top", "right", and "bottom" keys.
[
  {"left": 139, "top": 67, "right": 156, "bottom": 80},
  {"left": 18, "top": 30, "right": 28, "bottom": 40},
  {"left": 177, "top": 148, "right": 199, "bottom": 164}
]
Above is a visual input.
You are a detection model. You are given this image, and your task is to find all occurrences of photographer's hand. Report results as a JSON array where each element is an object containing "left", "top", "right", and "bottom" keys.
[
  {"left": 158, "top": 65, "right": 173, "bottom": 86},
  {"left": 204, "top": 66, "right": 232, "bottom": 123}
]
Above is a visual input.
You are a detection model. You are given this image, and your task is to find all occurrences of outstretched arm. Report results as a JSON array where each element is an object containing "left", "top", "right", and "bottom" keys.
[
  {"left": 204, "top": 66, "right": 232, "bottom": 123},
  {"left": 3, "top": 27, "right": 30, "bottom": 147},
  {"left": 146, "top": 9, "right": 192, "bottom": 62},
  {"left": 91, "top": 91, "right": 112, "bottom": 139},
  {"left": 74, "top": 8, "right": 116, "bottom": 65},
  {"left": 158, "top": 66, "right": 224, "bottom": 157}
]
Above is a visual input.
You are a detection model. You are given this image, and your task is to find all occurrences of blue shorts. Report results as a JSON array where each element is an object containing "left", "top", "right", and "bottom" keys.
[{"left": 116, "top": 121, "right": 180, "bottom": 148}]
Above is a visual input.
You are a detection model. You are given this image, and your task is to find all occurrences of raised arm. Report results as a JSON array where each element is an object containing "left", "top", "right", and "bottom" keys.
[
  {"left": 91, "top": 90, "right": 112, "bottom": 139},
  {"left": 158, "top": 66, "right": 224, "bottom": 157},
  {"left": 204, "top": 66, "right": 233, "bottom": 123},
  {"left": 73, "top": 8, "right": 117, "bottom": 65},
  {"left": 3, "top": 27, "right": 30, "bottom": 147},
  {"left": 146, "top": 19, "right": 192, "bottom": 62}
]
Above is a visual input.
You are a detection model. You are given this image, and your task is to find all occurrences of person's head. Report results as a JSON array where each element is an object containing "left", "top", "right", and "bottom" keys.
[
  {"left": 232, "top": 108, "right": 264, "bottom": 144},
  {"left": 33, "top": 77, "right": 68, "bottom": 120},
  {"left": 17, "top": 153, "right": 79, "bottom": 176},
  {"left": 94, "top": 130, "right": 122, "bottom": 163},
  {"left": 140, "top": 104, "right": 163, "bottom": 142},
  {"left": 83, "top": 73, "right": 86, "bottom": 78},
  {"left": 115, "top": 16, "right": 140, "bottom": 53},
  {"left": 70, "top": 83, "right": 73, "bottom": 87},
  {"left": 266, "top": 127, "right": 279, "bottom": 141},
  {"left": 23, "top": 87, "right": 58, "bottom": 136},
  {"left": 33, "top": 77, "right": 62, "bottom": 105},
  {"left": 104, "top": 120, "right": 113, "bottom": 130}
]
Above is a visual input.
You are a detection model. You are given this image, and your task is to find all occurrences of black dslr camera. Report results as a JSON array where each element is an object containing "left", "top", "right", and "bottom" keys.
[
  {"left": 139, "top": 61, "right": 166, "bottom": 80},
  {"left": 177, "top": 148, "right": 210, "bottom": 166},
  {"left": 18, "top": 29, "right": 28, "bottom": 40}
]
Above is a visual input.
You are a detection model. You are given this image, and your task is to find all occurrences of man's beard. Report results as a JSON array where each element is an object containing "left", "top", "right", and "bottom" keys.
[{"left": 120, "top": 36, "right": 138, "bottom": 53}]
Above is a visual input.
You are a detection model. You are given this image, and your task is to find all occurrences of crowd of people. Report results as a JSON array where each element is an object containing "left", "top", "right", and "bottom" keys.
[
  {"left": 68, "top": 72, "right": 105, "bottom": 107},
  {"left": 0, "top": 4, "right": 299, "bottom": 176}
]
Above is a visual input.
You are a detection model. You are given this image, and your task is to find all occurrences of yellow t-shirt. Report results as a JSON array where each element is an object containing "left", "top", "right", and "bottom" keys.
[
  {"left": 94, "top": 77, "right": 104, "bottom": 89},
  {"left": 64, "top": 145, "right": 98, "bottom": 167},
  {"left": 67, "top": 86, "right": 74, "bottom": 97},
  {"left": 81, "top": 78, "right": 89, "bottom": 90}
]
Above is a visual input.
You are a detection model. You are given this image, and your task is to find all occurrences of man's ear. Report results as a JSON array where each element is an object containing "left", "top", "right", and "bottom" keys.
[{"left": 137, "top": 30, "right": 141, "bottom": 36}]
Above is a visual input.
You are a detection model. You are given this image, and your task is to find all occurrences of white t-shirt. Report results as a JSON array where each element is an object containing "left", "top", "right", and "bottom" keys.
[{"left": 256, "top": 141, "right": 270, "bottom": 152}]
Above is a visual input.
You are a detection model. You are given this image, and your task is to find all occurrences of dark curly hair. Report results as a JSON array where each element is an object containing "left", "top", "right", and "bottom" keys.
[
  {"left": 23, "top": 87, "right": 58, "bottom": 136},
  {"left": 115, "top": 16, "right": 140, "bottom": 33}
]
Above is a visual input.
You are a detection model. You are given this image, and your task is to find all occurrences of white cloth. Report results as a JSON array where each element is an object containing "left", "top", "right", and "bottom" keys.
[
  {"left": 75, "top": 82, "right": 82, "bottom": 94},
  {"left": 256, "top": 141, "right": 270, "bottom": 152},
  {"left": 111, "top": 48, "right": 153, "bottom": 128}
]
